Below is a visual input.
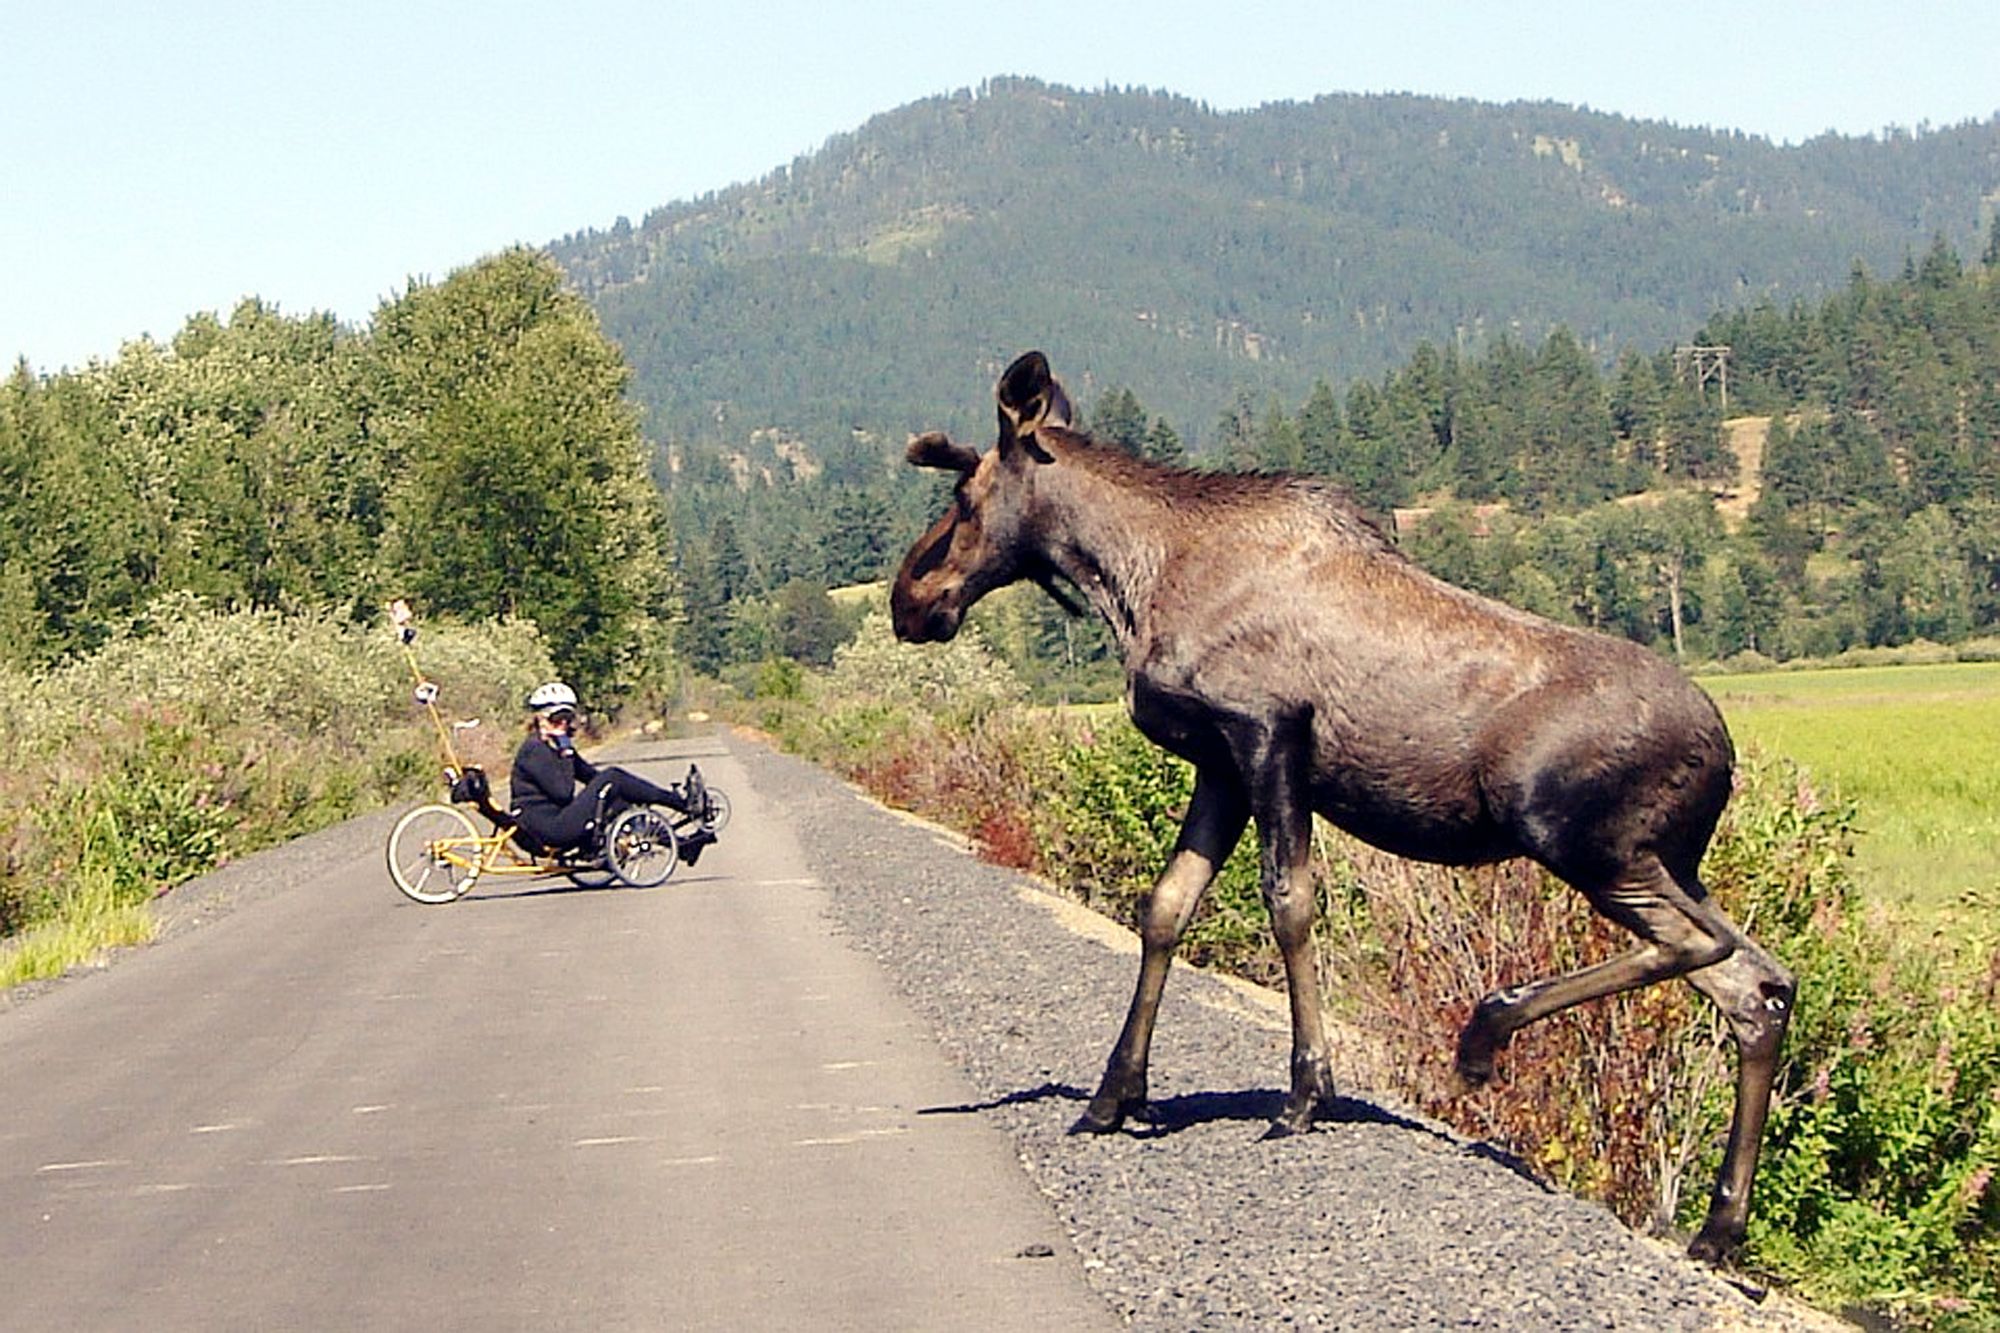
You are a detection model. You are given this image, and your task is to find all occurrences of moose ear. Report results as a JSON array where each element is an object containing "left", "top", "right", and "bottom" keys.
[
  {"left": 995, "top": 350, "right": 1069, "bottom": 461},
  {"left": 906, "top": 431, "right": 981, "bottom": 474}
]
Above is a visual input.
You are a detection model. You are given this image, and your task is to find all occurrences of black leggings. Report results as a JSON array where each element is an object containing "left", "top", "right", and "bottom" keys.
[{"left": 515, "top": 767, "right": 684, "bottom": 851}]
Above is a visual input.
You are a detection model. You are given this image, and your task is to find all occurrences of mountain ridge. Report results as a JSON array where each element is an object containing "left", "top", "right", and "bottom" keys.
[{"left": 548, "top": 76, "right": 2000, "bottom": 450}]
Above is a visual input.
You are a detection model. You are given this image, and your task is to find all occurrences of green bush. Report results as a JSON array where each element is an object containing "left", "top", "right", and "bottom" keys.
[{"left": 0, "top": 602, "right": 553, "bottom": 949}]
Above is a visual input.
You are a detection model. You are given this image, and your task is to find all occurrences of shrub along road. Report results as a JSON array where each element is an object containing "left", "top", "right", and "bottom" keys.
[{"left": 2, "top": 733, "right": 1840, "bottom": 1330}]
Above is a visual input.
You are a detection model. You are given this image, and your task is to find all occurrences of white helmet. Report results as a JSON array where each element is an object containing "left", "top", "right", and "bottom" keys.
[{"left": 526, "top": 681, "right": 579, "bottom": 714}]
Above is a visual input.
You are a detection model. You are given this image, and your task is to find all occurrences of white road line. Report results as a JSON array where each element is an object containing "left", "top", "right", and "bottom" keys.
[
  {"left": 268, "top": 1155, "right": 367, "bottom": 1166},
  {"left": 38, "top": 1159, "right": 124, "bottom": 1173},
  {"left": 792, "top": 1127, "right": 908, "bottom": 1147}
]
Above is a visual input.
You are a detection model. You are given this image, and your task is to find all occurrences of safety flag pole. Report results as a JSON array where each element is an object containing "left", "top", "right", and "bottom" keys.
[{"left": 390, "top": 599, "right": 464, "bottom": 779}]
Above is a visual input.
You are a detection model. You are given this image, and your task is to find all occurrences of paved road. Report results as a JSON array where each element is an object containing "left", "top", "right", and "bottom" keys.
[{"left": 0, "top": 740, "right": 1116, "bottom": 1331}]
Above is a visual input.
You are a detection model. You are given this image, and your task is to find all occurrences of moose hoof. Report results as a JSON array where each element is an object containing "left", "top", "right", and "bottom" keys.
[
  {"left": 1451, "top": 1057, "right": 1495, "bottom": 1095},
  {"left": 1453, "top": 1028, "right": 1503, "bottom": 1091},
  {"left": 1687, "top": 1221, "right": 1745, "bottom": 1267},
  {"left": 1070, "top": 1092, "right": 1147, "bottom": 1136},
  {"left": 1265, "top": 1084, "right": 1330, "bottom": 1139},
  {"left": 1261, "top": 1111, "right": 1313, "bottom": 1141},
  {"left": 1069, "top": 1106, "right": 1121, "bottom": 1135}
]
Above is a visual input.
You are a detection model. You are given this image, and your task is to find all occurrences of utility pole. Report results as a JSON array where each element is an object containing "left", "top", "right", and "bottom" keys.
[{"left": 1674, "top": 344, "right": 1732, "bottom": 415}]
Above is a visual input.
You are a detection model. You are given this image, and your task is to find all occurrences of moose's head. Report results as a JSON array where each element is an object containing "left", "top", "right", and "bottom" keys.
[{"left": 890, "top": 351, "right": 1073, "bottom": 643}]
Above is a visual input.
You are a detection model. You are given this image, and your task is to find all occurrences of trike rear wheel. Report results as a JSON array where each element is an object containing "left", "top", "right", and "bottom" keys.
[{"left": 387, "top": 804, "right": 482, "bottom": 904}]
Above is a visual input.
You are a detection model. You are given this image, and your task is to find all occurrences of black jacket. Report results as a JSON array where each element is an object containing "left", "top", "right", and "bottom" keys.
[{"left": 510, "top": 734, "right": 598, "bottom": 818}]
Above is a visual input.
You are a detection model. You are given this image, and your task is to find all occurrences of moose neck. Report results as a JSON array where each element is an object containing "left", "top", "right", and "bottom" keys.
[{"left": 1028, "top": 443, "right": 1174, "bottom": 660}]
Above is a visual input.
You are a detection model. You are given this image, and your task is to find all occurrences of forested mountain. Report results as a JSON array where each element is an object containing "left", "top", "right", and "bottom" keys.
[
  {"left": 550, "top": 76, "right": 2000, "bottom": 454},
  {"left": 658, "top": 218, "right": 2000, "bottom": 684}
]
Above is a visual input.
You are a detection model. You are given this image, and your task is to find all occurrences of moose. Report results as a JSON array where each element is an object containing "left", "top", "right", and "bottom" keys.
[{"left": 890, "top": 351, "right": 1796, "bottom": 1263}]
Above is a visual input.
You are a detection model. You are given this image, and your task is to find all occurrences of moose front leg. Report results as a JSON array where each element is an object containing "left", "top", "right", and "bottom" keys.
[
  {"left": 1073, "top": 769, "right": 1247, "bottom": 1134},
  {"left": 1256, "top": 767, "right": 1336, "bottom": 1137}
]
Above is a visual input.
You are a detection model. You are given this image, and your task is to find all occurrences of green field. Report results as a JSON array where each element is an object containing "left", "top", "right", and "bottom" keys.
[{"left": 1697, "top": 661, "right": 2000, "bottom": 914}]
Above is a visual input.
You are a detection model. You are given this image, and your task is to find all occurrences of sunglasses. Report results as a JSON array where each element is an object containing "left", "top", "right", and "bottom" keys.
[{"left": 545, "top": 710, "right": 576, "bottom": 726}]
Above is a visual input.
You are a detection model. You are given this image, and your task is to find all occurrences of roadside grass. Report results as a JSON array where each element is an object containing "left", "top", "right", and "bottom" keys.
[
  {"left": 1698, "top": 661, "right": 2000, "bottom": 917},
  {"left": 0, "top": 874, "right": 155, "bottom": 989},
  {"left": 0, "top": 603, "right": 556, "bottom": 990}
]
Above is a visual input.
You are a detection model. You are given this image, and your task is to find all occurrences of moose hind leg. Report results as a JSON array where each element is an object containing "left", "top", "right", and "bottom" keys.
[
  {"left": 1685, "top": 936, "right": 1796, "bottom": 1263},
  {"left": 1454, "top": 856, "right": 1735, "bottom": 1087},
  {"left": 1073, "top": 769, "right": 1246, "bottom": 1134}
]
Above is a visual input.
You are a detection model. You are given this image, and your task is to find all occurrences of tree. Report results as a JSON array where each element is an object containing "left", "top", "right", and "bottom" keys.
[
  {"left": 1213, "top": 390, "right": 1260, "bottom": 470},
  {"left": 774, "top": 579, "right": 849, "bottom": 665},
  {"left": 0, "top": 365, "right": 147, "bottom": 662},
  {"left": 707, "top": 514, "right": 751, "bottom": 603},
  {"left": 1255, "top": 401, "right": 1303, "bottom": 472},
  {"left": 675, "top": 538, "right": 730, "bottom": 676},
  {"left": 1618, "top": 494, "right": 1724, "bottom": 660},
  {"left": 1089, "top": 387, "right": 1149, "bottom": 453},
  {"left": 373, "top": 251, "right": 676, "bottom": 695},
  {"left": 1331, "top": 378, "right": 1380, "bottom": 496},
  {"left": 1610, "top": 350, "right": 1663, "bottom": 455},
  {"left": 1877, "top": 505, "right": 1973, "bottom": 642},
  {"left": 1523, "top": 328, "right": 1619, "bottom": 508},
  {"left": 1142, "top": 416, "right": 1186, "bottom": 466},
  {"left": 823, "top": 487, "right": 892, "bottom": 585},
  {"left": 1296, "top": 379, "right": 1344, "bottom": 476},
  {"left": 1450, "top": 335, "right": 1530, "bottom": 502}
]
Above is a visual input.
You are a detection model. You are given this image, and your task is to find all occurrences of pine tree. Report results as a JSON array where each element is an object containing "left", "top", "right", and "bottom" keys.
[
  {"left": 1256, "top": 402, "right": 1303, "bottom": 471},
  {"left": 1296, "top": 379, "right": 1344, "bottom": 476},
  {"left": 1213, "top": 391, "right": 1260, "bottom": 471},
  {"left": 824, "top": 488, "right": 892, "bottom": 585},
  {"left": 1142, "top": 417, "right": 1186, "bottom": 466},
  {"left": 1089, "top": 387, "right": 1149, "bottom": 453}
]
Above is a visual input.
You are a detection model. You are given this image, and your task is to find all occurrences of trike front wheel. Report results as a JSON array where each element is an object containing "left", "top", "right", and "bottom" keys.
[
  {"left": 387, "top": 804, "right": 482, "bottom": 904},
  {"left": 701, "top": 786, "right": 732, "bottom": 833},
  {"left": 605, "top": 806, "right": 679, "bottom": 888}
]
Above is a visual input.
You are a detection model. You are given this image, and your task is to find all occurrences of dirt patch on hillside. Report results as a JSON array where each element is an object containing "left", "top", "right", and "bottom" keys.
[{"left": 1714, "top": 416, "right": 1769, "bottom": 526}]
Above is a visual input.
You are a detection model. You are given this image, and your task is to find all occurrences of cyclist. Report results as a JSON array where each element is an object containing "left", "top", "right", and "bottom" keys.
[{"left": 509, "top": 682, "right": 717, "bottom": 866}]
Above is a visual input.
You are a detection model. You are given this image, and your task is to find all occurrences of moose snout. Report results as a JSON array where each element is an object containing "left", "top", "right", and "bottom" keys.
[{"left": 890, "top": 592, "right": 960, "bottom": 644}]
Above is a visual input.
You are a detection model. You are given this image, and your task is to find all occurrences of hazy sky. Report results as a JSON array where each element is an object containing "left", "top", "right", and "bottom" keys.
[{"left": 6, "top": 0, "right": 1998, "bottom": 372}]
